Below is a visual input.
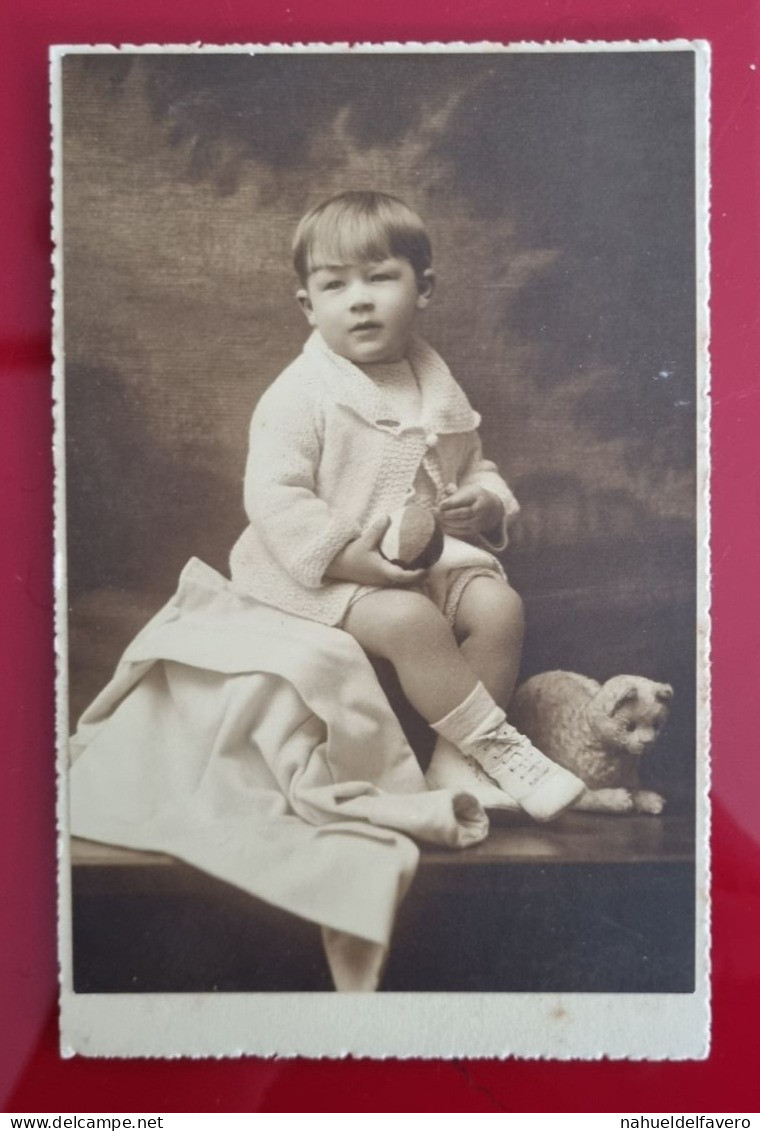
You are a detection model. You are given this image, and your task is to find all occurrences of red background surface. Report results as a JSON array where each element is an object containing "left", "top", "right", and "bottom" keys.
[{"left": 1, "top": 0, "right": 758, "bottom": 1114}]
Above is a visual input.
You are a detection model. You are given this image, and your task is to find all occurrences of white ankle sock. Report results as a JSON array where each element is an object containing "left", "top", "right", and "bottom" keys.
[{"left": 431, "top": 682, "right": 505, "bottom": 748}]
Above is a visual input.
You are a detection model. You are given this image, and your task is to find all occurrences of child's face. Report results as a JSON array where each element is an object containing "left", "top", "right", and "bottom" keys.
[{"left": 297, "top": 256, "right": 434, "bottom": 365}]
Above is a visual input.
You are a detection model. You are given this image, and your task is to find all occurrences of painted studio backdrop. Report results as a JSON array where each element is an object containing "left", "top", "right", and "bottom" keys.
[{"left": 62, "top": 50, "right": 699, "bottom": 993}]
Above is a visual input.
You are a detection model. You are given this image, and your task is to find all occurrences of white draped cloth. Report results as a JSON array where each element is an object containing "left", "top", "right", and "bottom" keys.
[{"left": 69, "top": 558, "right": 489, "bottom": 991}]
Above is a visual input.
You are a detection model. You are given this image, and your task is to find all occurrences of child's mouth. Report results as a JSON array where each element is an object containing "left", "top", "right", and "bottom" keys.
[{"left": 351, "top": 321, "right": 382, "bottom": 333}]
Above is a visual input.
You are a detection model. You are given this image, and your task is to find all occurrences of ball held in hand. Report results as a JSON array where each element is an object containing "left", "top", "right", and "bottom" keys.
[{"left": 379, "top": 504, "right": 444, "bottom": 570}]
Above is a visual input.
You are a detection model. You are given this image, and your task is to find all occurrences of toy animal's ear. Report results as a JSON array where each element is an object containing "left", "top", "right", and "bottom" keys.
[
  {"left": 655, "top": 684, "right": 674, "bottom": 704},
  {"left": 609, "top": 685, "right": 639, "bottom": 716},
  {"left": 598, "top": 678, "right": 640, "bottom": 717}
]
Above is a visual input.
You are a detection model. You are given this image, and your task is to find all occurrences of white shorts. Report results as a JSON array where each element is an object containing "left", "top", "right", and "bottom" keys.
[{"left": 343, "top": 536, "right": 507, "bottom": 628}]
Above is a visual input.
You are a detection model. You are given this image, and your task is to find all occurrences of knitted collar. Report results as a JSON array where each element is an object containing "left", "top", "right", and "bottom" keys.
[{"left": 303, "top": 331, "right": 481, "bottom": 435}]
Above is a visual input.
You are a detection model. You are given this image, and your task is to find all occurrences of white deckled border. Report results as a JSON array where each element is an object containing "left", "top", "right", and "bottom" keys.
[
  {"left": 51, "top": 39, "right": 703, "bottom": 53},
  {"left": 62, "top": 989, "right": 709, "bottom": 1061},
  {"left": 53, "top": 39, "right": 711, "bottom": 1061}
]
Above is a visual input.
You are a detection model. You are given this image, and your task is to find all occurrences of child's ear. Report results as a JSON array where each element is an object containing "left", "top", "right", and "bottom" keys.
[
  {"left": 296, "top": 287, "right": 317, "bottom": 327},
  {"left": 416, "top": 269, "right": 435, "bottom": 309}
]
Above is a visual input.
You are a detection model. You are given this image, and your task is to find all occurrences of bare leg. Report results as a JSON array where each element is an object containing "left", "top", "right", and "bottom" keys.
[
  {"left": 346, "top": 585, "right": 584, "bottom": 823},
  {"left": 342, "top": 589, "right": 479, "bottom": 723},
  {"left": 432, "top": 575, "right": 583, "bottom": 821},
  {"left": 454, "top": 577, "right": 524, "bottom": 709}
]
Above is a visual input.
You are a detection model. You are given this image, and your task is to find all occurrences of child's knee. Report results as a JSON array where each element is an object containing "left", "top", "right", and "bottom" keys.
[
  {"left": 380, "top": 589, "right": 447, "bottom": 642},
  {"left": 487, "top": 585, "right": 524, "bottom": 647},
  {"left": 500, "top": 584, "right": 525, "bottom": 632},
  {"left": 346, "top": 587, "right": 449, "bottom": 660},
  {"left": 458, "top": 578, "right": 524, "bottom": 643}
]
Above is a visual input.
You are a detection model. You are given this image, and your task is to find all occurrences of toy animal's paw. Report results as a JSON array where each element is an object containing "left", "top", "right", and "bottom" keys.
[
  {"left": 596, "top": 787, "right": 635, "bottom": 813},
  {"left": 633, "top": 789, "right": 666, "bottom": 815},
  {"left": 573, "top": 787, "right": 634, "bottom": 814}
]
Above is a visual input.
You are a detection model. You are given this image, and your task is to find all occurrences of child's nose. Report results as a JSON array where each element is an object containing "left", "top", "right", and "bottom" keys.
[{"left": 348, "top": 282, "right": 374, "bottom": 310}]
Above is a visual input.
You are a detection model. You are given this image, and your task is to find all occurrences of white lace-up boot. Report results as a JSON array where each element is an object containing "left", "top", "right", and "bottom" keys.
[
  {"left": 464, "top": 720, "right": 584, "bottom": 821},
  {"left": 425, "top": 738, "right": 521, "bottom": 811},
  {"left": 431, "top": 682, "right": 584, "bottom": 822}
]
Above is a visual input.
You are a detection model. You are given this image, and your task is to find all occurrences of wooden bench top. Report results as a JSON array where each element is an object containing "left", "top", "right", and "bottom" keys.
[{"left": 71, "top": 811, "right": 693, "bottom": 872}]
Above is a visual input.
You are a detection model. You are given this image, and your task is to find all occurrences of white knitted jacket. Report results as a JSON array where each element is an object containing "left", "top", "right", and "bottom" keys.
[{"left": 229, "top": 331, "right": 519, "bottom": 625}]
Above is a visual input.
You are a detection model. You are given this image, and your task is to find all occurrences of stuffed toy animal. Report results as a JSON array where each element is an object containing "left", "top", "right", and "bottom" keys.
[{"left": 509, "top": 671, "right": 673, "bottom": 814}]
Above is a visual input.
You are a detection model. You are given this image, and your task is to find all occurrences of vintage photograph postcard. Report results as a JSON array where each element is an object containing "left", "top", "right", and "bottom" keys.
[{"left": 54, "top": 41, "right": 710, "bottom": 1059}]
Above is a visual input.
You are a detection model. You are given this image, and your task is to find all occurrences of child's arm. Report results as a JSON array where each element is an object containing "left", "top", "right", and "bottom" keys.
[
  {"left": 324, "top": 518, "right": 426, "bottom": 587},
  {"left": 438, "top": 436, "right": 519, "bottom": 550},
  {"left": 243, "top": 385, "right": 362, "bottom": 589},
  {"left": 438, "top": 483, "right": 504, "bottom": 539},
  {"left": 243, "top": 381, "right": 423, "bottom": 590}
]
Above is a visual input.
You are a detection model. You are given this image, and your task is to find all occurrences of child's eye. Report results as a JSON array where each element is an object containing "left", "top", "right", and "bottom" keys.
[
  {"left": 626, "top": 721, "right": 637, "bottom": 732},
  {"left": 371, "top": 272, "right": 395, "bottom": 282},
  {"left": 323, "top": 280, "right": 343, "bottom": 291}
]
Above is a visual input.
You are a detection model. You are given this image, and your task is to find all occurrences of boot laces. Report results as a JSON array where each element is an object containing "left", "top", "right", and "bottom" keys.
[
  {"left": 464, "top": 754, "right": 499, "bottom": 786},
  {"left": 473, "top": 723, "right": 554, "bottom": 788}
]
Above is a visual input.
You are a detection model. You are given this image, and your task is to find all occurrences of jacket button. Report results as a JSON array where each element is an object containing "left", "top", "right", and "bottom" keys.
[{"left": 425, "top": 432, "right": 438, "bottom": 447}]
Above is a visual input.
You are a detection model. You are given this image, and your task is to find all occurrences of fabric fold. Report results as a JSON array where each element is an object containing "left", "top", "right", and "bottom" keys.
[{"left": 70, "top": 559, "right": 488, "bottom": 988}]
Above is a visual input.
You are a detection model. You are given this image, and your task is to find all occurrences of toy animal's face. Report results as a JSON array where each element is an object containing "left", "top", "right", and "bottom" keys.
[{"left": 592, "top": 677, "right": 673, "bottom": 757}]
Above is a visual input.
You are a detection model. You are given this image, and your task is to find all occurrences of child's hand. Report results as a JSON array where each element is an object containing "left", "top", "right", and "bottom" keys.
[
  {"left": 325, "top": 517, "right": 428, "bottom": 588},
  {"left": 437, "top": 484, "right": 504, "bottom": 538}
]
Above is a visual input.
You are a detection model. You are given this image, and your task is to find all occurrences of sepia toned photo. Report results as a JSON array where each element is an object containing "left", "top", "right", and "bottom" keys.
[{"left": 55, "top": 42, "right": 709, "bottom": 1058}]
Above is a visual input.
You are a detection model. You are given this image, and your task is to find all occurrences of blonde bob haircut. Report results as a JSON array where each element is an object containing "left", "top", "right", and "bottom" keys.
[{"left": 293, "top": 191, "right": 432, "bottom": 284}]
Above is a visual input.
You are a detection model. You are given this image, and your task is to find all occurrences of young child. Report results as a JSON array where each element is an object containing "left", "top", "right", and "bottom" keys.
[{"left": 229, "top": 190, "right": 584, "bottom": 822}]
